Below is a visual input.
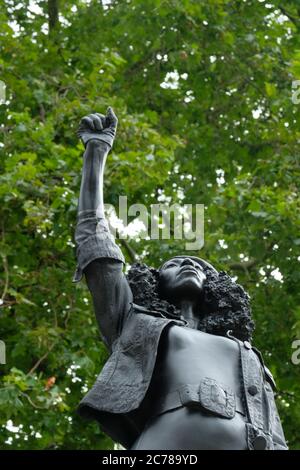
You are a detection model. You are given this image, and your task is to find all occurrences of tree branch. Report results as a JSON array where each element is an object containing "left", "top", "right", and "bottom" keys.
[
  {"left": 48, "top": 0, "right": 59, "bottom": 32},
  {"left": 20, "top": 392, "right": 49, "bottom": 410},
  {"left": 1, "top": 254, "right": 9, "bottom": 301},
  {"left": 120, "top": 239, "right": 137, "bottom": 263},
  {"left": 228, "top": 259, "right": 257, "bottom": 272},
  {"left": 1, "top": 221, "right": 9, "bottom": 301},
  {"left": 27, "top": 342, "right": 57, "bottom": 376},
  {"left": 278, "top": 5, "right": 299, "bottom": 28}
]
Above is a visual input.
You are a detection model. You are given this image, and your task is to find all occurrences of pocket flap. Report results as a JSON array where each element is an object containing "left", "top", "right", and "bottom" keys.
[{"left": 199, "top": 377, "right": 236, "bottom": 419}]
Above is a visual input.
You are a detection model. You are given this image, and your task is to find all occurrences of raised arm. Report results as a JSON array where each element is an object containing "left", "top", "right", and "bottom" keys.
[
  {"left": 77, "top": 108, "right": 116, "bottom": 217},
  {"left": 74, "top": 108, "right": 132, "bottom": 350}
]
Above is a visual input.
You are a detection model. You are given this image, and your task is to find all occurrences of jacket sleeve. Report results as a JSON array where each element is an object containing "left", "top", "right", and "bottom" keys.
[
  {"left": 270, "top": 393, "right": 288, "bottom": 450},
  {"left": 73, "top": 210, "right": 133, "bottom": 351},
  {"left": 264, "top": 366, "right": 289, "bottom": 450},
  {"left": 84, "top": 258, "right": 133, "bottom": 352}
]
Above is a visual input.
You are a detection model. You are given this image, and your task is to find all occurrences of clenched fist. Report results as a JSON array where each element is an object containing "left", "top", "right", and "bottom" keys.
[{"left": 77, "top": 107, "right": 118, "bottom": 148}]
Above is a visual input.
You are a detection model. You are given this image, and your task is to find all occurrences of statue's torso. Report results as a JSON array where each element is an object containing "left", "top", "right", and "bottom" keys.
[{"left": 131, "top": 325, "right": 247, "bottom": 450}]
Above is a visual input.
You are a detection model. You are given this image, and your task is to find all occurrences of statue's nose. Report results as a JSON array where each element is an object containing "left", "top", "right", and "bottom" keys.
[{"left": 180, "top": 258, "right": 194, "bottom": 267}]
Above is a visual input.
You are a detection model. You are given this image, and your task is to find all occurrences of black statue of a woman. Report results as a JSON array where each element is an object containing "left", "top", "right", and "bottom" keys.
[{"left": 73, "top": 108, "right": 287, "bottom": 450}]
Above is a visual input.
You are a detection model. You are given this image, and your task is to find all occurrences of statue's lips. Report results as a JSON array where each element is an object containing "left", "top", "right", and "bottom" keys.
[{"left": 176, "top": 267, "right": 201, "bottom": 278}]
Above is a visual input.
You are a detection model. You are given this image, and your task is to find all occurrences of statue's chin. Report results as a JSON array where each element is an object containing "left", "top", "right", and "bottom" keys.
[
  {"left": 176, "top": 276, "right": 204, "bottom": 294},
  {"left": 163, "top": 280, "right": 205, "bottom": 306}
]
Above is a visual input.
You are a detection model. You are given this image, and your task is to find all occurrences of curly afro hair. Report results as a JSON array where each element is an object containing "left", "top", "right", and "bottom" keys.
[{"left": 126, "top": 262, "right": 254, "bottom": 342}]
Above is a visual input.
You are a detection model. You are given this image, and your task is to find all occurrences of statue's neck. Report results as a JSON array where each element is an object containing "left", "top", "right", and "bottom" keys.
[{"left": 180, "top": 300, "right": 199, "bottom": 329}]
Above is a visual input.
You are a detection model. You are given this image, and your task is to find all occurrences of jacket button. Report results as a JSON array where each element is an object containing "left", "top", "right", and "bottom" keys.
[
  {"left": 248, "top": 385, "right": 258, "bottom": 396},
  {"left": 244, "top": 341, "right": 252, "bottom": 350},
  {"left": 253, "top": 435, "right": 267, "bottom": 450}
]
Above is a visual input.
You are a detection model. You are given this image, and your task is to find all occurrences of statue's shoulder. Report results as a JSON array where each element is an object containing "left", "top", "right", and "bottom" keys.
[{"left": 131, "top": 302, "right": 168, "bottom": 319}]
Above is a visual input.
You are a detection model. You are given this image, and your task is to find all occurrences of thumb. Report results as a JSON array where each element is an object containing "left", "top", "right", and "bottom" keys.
[{"left": 106, "top": 106, "right": 118, "bottom": 127}]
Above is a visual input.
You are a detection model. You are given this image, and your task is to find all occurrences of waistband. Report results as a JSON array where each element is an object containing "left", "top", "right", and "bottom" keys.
[{"left": 151, "top": 378, "right": 245, "bottom": 420}]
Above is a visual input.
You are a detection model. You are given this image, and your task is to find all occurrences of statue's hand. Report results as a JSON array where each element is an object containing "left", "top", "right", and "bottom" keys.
[{"left": 77, "top": 107, "right": 118, "bottom": 148}]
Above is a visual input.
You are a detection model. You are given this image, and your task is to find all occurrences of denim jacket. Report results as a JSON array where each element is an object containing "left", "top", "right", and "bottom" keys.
[{"left": 74, "top": 211, "right": 288, "bottom": 450}]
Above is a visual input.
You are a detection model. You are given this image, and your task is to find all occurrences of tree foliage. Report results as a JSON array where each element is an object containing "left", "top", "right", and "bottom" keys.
[{"left": 0, "top": 0, "right": 299, "bottom": 449}]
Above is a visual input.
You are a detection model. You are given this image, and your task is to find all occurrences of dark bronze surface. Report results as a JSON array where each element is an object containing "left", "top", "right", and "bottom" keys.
[{"left": 74, "top": 109, "right": 288, "bottom": 450}]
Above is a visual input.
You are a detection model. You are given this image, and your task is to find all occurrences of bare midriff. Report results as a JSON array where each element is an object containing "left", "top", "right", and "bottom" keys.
[{"left": 131, "top": 325, "right": 247, "bottom": 450}]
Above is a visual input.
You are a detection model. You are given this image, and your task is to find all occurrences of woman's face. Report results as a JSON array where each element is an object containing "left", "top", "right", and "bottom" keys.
[{"left": 158, "top": 256, "right": 207, "bottom": 304}]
